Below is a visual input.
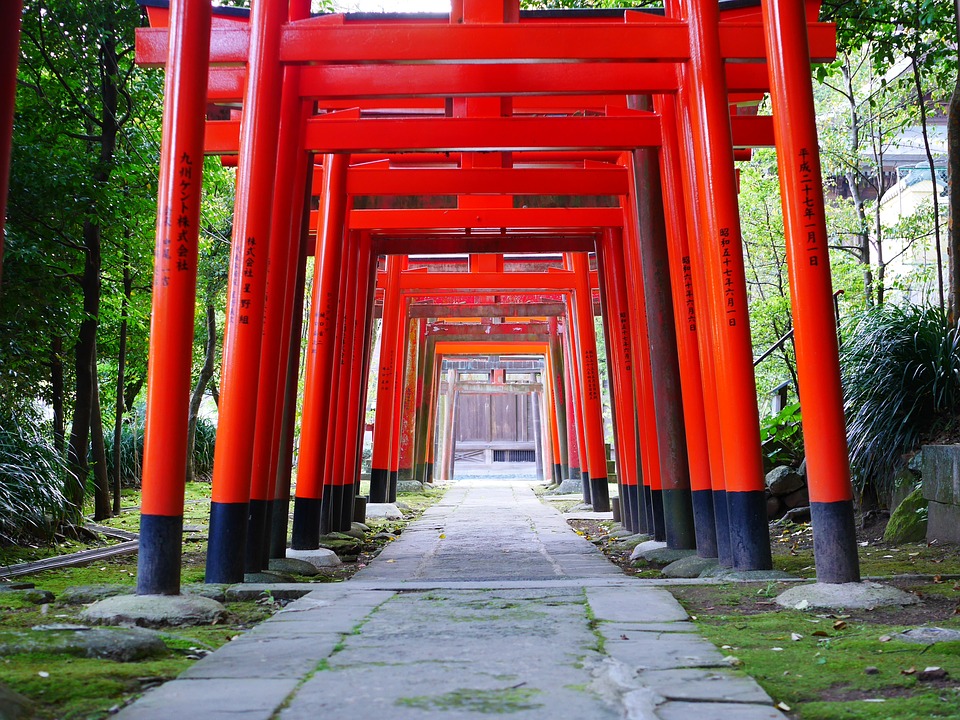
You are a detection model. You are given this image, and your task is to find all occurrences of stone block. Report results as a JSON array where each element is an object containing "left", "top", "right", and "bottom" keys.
[
  {"left": 927, "top": 500, "right": 960, "bottom": 544},
  {"left": 783, "top": 486, "right": 809, "bottom": 509},
  {"left": 883, "top": 486, "right": 927, "bottom": 543},
  {"left": 922, "top": 444, "right": 960, "bottom": 505},
  {"left": 765, "top": 466, "right": 804, "bottom": 496}
]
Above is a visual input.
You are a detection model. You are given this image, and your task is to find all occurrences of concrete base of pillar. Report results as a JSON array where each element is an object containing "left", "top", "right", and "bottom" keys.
[{"left": 776, "top": 581, "right": 919, "bottom": 611}]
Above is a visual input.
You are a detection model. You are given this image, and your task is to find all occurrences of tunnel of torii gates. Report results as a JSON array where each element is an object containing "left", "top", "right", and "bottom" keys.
[{"left": 77, "top": 0, "right": 858, "bottom": 595}]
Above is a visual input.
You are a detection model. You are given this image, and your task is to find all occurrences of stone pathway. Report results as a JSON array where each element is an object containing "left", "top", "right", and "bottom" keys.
[{"left": 116, "top": 481, "right": 787, "bottom": 720}]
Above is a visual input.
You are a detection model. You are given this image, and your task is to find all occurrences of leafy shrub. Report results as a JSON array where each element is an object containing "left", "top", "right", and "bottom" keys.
[
  {"left": 759, "top": 402, "right": 805, "bottom": 470},
  {"left": 0, "top": 410, "right": 71, "bottom": 543},
  {"left": 841, "top": 304, "right": 960, "bottom": 497},
  {"left": 104, "top": 411, "right": 217, "bottom": 486}
]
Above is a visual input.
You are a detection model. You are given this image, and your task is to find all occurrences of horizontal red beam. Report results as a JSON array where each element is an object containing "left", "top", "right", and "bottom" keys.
[
  {"left": 135, "top": 21, "right": 834, "bottom": 67},
  {"left": 350, "top": 207, "right": 622, "bottom": 231},
  {"left": 203, "top": 114, "right": 773, "bottom": 155},
  {"left": 346, "top": 166, "right": 627, "bottom": 196},
  {"left": 371, "top": 235, "right": 597, "bottom": 256},
  {"left": 398, "top": 270, "right": 586, "bottom": 294},
  {"left": 434, "top": 341, "right": 548, "bottom": 356}
]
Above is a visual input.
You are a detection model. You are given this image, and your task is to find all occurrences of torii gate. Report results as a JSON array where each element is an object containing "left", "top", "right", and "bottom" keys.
[{"left": 132, "top": 0, "right": 859, "bottom": 595}]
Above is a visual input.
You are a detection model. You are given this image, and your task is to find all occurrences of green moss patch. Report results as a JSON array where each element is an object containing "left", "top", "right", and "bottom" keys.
[{"left": 397, "top": 687, "right": 543, "bottom": 714}]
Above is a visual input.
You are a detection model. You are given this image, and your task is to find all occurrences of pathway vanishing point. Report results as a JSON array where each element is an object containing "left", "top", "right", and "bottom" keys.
[{"left": 116, "top": 481, "right": 788, "bottom": 719}]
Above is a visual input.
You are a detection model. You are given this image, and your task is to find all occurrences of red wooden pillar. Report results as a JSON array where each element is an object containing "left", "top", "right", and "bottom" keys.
[
  {"left": 370, "top": 256, "right": 404, "bottom": 502},
  {"left": 546, "top": 320, "right": 568, "bottom": 483},
  {"left": 620, "top": 183, "right": 663, "bottom": 539},
  {"left": 246, "top": 0, "right": 311, "bottom": 570},
  {"left": 761, "top": 0, "right": 859, "bottom": 583},
  {"left": 291, "top": 154, "right": 349, "bottom": 549},
  {"left": 598, "top": 228, "right": 641, "bottom": 533},
  {"left": 320, "top": 228, "right": 359, "bottom": 533},
  {"left": 655, "top": 93, "right": 718, "bottom": 558},
  {"left": 413, "top": 322, "right": 436, "bottom": 485},
  {"left": 560, "top": 318, "right": 583, "bottom": 493},
  {"left": 137, "top": 0, "right": 210, "bottom": 596},
  {"left": 670, "top": 0, "right": 771, "bottom": 570},
  {"left": 0, "top": 0, "right": 23, "bottom": 290},
  {"left": 389, "top": 298, "right": 411, "bottom": 501},
  {"left": 397, "top": 313, "right": 420, "bottom": 486},
  {"left": 568, "top": 252, "right": 610, "bottom": 512},
  {"left": 348, "top": 233, "right": 380, "bottom": 498}
]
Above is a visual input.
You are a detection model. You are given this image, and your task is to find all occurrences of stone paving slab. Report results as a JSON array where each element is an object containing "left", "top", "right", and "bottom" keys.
[
  {"left": 586, "top": 586, "right": 690, "bottom": 623},
  {"left": 113, "top": 678, "right": 299, "bottom": 720},
  {"left": 656, "top": 701, "right": 788, "bottom": 720},
  {"left": 637, "top": 668, "right": 772, "bottom": 704},
  {"left": 179, "top": 633, "right": 341, "bottom": 679},
  {"left": 601, "top": 629, "right": 728, "bottom": 670}
]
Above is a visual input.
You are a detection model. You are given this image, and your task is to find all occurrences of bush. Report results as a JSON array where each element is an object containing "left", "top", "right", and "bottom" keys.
[
  {"left": 841, "top": 304, "right": 960, "bottom": 497},
  {"left": 759, "top": 402, "right": 804, "bottom": 470},
  {"left": 103, "top": 411, "right": 217, "bottom": 486},
  {"left": 0, "top": 410, "right": 71, "bottom": 543}
]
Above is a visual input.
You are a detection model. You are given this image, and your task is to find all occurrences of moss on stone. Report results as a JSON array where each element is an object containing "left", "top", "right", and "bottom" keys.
[{"left": 883, "top": 486, "right": 928, "bottom": 543}]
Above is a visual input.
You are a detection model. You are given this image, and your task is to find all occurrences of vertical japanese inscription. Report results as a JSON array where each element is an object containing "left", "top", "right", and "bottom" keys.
[
  {"left": 159, "top": 152, "right": 194, "bottom": 289},
  {"left": 798, "top": 147, "right": 820, "bottom": 267},
  {"left": 681, "top": 255, "right": 696, "bottom": 332},
  {"left": 719, "top": 227, "right": 736, "bottom": 326},
  {"left": 238, "top": 236, "right": 256, "bottom": 326}
]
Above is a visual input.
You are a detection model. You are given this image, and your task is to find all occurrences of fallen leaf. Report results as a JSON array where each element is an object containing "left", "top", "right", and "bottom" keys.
[
  {"left": 385, "top": 559, "right": 396, "bottom": 563},
  {"left": 864, "top": 666, "right": 880, "bottom": 675},
  {"left": 878, "top": 635, "right": 892, "bottom": 643},
  {"left": 934, "top": 575, "right": 944, "bottom": 584},
  {"left": 812, "top": 630, "right": 829, "bottom": 637},
  {"left": 901, "top": 667, "right": 916, "bottom": 676},
  {"left": 776, "top": 702, "right": 791, "bottom": 712},
  {"left": 791, "top": 633, "right": 803, "bottom": 641},
  {"left": 833, "top": 620, "right": 847, "bottom": 630},
  {"left": 38, "top": 671, "right": 49, "bottom": 678},
  {"left": 438, "top": 534, "right": 446, "bottom": 539},
  {"left": 723, "top": 655, "right": 743, "bottom": 667},
  {"left": 620, "top": 634, "right": 629, "bottom": 641},
  {"left": 771, "top": 647, "right": 784, "bottom": 652}
]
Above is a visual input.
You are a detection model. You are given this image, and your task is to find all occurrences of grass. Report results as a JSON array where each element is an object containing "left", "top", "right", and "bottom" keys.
[{"left": 671, "top": 582, "right": 960, "bottom": 720}]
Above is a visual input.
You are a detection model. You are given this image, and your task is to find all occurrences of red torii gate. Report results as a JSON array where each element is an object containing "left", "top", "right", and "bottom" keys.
[{"left": 133, "top": 0, "right": 859, "bottom": 594}]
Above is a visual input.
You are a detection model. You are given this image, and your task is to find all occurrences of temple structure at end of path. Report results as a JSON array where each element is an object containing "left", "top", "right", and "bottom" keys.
[{"left": 8, "top": 0, "right": 860, "bottom": 593}]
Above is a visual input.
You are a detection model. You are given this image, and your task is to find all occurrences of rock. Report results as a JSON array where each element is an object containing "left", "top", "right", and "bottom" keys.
[
  {"left": 181, "top": 584, "right": 228, "bottom": 602},
  {"left": 918, "top": 667, "right": 949, "bottom": 682},
  {"left": 907, "top": 449, "right": 923, "bottom": 473},
  {"left": 784, "top": 506, "right": 811, "bottom": 523},
  {"left": 244, "top": 571, "right": 296, "bottom": 584},
  {"left": 927, "top": 501, "right": 960, "bottom": 544},
  {"left": 0, "top": 682, "right": 34, "bottom": 720},
  {"left": 893, "top": 627, "right": 960, "bottom": 645},
  {"left": 0, "top": 582, "right": 34, "bottom": 591},
  {"left": 783, "top": 486, "right": 810, "bottom": 509},
  {"left": 883, "top": 486, "right": 927, "bottom": 543},
  {"left": 337, "top": 527, "right": 366, "bottom": 540},
  {"left": 1, "top": 588, "right": 54, "bottom": 605},
  {"left": 80, "top": 594, "right": 226, "bottom": 628},
  {"left": 765, "top": 466, "right": 804, "bottom": 496},
  {"left": 546, "top": 477, "right": 583, "bottom": 494},
  {"left": 797, "top": 457, "right": 807, "bottom": 479},
  {"left": 776, "top": 581, "right": 920, "bottom": 611},
  {"left": 317, "top": 534, "right": 363, "bottom": 554},
  {"left": 59, "top": 584, "right": 133, "bottom": 605},
  {"left": 286, "top": 548, "right": 342, "bottom": 568},
  {"left": 268, "top": 558, "right": 320, "bottom": 577},
  {"left": 642, "top": 547, "right": 697, "bottom": 565},
  {"left": 394, "top": 501, "right": 412, "bottom": 512},
  {"left": 706, "top": 569, "right": 794, "bottom": 581},
  {"left": 922, "top": 444, "right": 960, "bottom": 505},
  {"left": 766, "top": 496, "right": 783, "bottom": 520},
  {"left": 365, "top": 503, "right": 403, "bottom": 520},
  {"left": 661, "top": 555, "right": 719, "bottom": 579},
  {"left": 864, "top": 666, "right": 879, "bottom": 675},
  {"left": 629, "top": 540, "right": 666, "bottom": 562},
  {"left": 0, "top": 626, "right": 167, "bottom": 661},
  {"left": 887, "top": 468, "right": 918, "bottom": 514},
  {"left": 396, "top": 480, "right": 425, "bottom": 493},
  {"left": 352, "top": 522, "right": 371, "bottom": 533}
]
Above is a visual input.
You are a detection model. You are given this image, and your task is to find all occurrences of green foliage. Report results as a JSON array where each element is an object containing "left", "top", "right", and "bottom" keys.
[
  {"left": 841, "top": 303, "right": 960, "bottom": 496},
  {"left": 0, "top": 411, "right": 71, "bottom": 543},
  {"left": 759, "top": 403, "right": 805, "bottom": 469},
  {"left": 102, "top": 411, "right": 218, "bottom": 486}
]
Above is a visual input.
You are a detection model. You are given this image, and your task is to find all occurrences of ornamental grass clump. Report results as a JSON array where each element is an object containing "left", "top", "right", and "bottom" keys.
[
  {"left": 841, "top": 304, "right": 960, "bottom": 497},
  {"left": 0, "top": 410, "right": 71, "bottom": 543}
]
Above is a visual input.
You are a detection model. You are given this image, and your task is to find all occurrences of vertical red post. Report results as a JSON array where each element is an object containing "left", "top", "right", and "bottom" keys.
[
  {"left": 388, "top": 298, "right": 410, "bottom": 501},
  {"left": 0, "top": 0, "right": 23, "bottom": 291},
  {"left": 668, "top": 0, "right": 771, "bottom": 570},
  {"left": 761, "top": 0, "right": 860, "bottom": 583},
  {"left": 246, "top": 0, "right": 311, "bottom": 570},
  {"left": 598, "top": 228, "right": 641, "bottom": 534},
  {"left": 370, "top": 256, "right": 403, "bottom": 501},
  {"left": 560, "top": 319, "right": 583, "bottom": 495},
  {"left": 568, "top": 252, "right": 610, "bottom": 512},
  {"left": 656, "top": 93, "right": 718, "bottom": 559},
  {"left": 291, "top": 154, "right": 349, "bottom": 549},
  {"left": 137, "top": 0, "right": 210, "bottom": 596}
]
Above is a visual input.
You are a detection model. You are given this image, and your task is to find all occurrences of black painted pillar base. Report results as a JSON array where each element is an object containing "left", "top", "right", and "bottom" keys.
[
  {"left": 581, "top": 470, "right": 592, "bottom": 504},
  {"left": 244, "top": 499, "right": 269, "bottom": 573},
  {"left": 553, "top": 464, "right": 563, "bottom": 485},
  {"left": 622, "top": 484, "right": 639, "bottom": 533},
  {"left": 259, "top": 499, "right": 275, "bottom": 567},
  {"left": 691, "top": 489, "right": 718, "bottom": 559},
  {"left": 137, "top": 514, "right": 183, "bottom": 595},
  {"left": 642, "top": 484, "right": 655, "bottom": 536},
  {"left": 206, "top": 502, "right": 249, "bottom": 584},
  {"left": 425, "top": 464, "right": 434, "bottom": 485},
  {"left": 662, "top": 488, "right": 697, "bottom": 550},
  {"left": 328, "top": 484, "right": 350, "bottom": 533},
  {"left": 651, "top": 488, "right": 665, "bottom": 542},
  {"left": 727, "top": 490, "right": 772, "bottom": 570},
  {"left": 561, "top": 463, "right": 570, "bottom": 481},
  {"left": 369, "top": 468, "right": 389, "bottom": 503},
  {"left": 388, "top": 470, "right": 398, "bottom": 503},
  {"left": 713, "top": 490, "right": 733, "bottom": 567},
  {"left": 590, "top": 476, "right": 610, "bottom": 512},
  {"left": 811, "top": 500, "right": 861, "bottom": 583},
  {"left": 337, "top": 484, "right": 355, "bottom": 533},
  {"left": 291, "top": 496, "right": 321, "bottom": 550},
  {"left": 320, "top": 484, "right": 335, "bottom": 536},
  {"left": 269, "top": 497, "right": 290, "bottom": 559}
]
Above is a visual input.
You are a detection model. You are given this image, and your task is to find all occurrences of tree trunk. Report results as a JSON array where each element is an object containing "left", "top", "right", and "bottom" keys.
[
  {"left": 65, "top": 20, "right": 119, "bottom": 520},
  {"left": 949, "top": 0, "right": 960, "bottom": 322},
  {"left": 841, "top": 57, "right": 873, "bottom": 305},
  {"left": 186, "top": 303, "right": 217, "bottom": 484},
  {"left": 112, "top": 255, "right": 131, "bottom": 514},
  {"left": 51, "top": 335, "right": 64, "bottom": 455},
  {"left": 911, "top": 53, "right": 945, "bottom": 309},
  {"left": 91, "top": 365, "right": 112, "bottom": 520}
]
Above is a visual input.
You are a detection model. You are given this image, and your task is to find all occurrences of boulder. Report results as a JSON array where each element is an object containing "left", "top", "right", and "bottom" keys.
[
  {"left": 396, "top": 480, "right": 425, "bottom": 493},
  {"left": 784, "top": 506, "right": 811, "bottom": 523},
  {"left": 783, "top": 486, "right": 810, "bottom": 509},
  {"left": 883, "top": 486, "right": 927, "bottom": 543},
  {"left": 0, "top": 626, "right": 166, "bottom": 661},
  {"left": 59, "top": 584, "right": 133, "bottom": 605},
  {"left": 765, "top": 466, "right": 804, "bottom": 496},
  {"left": 267, "top": 558, "right": 320, "bottom": 577},
  {"left": 365, "top": 503, "right": 403, "bottom": 520},
  {"left": 80, "top": 594, "right": 225, "bottom": 628},
  {"left": 766, "top": 495, "right": 783, "bottom": 520}
]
